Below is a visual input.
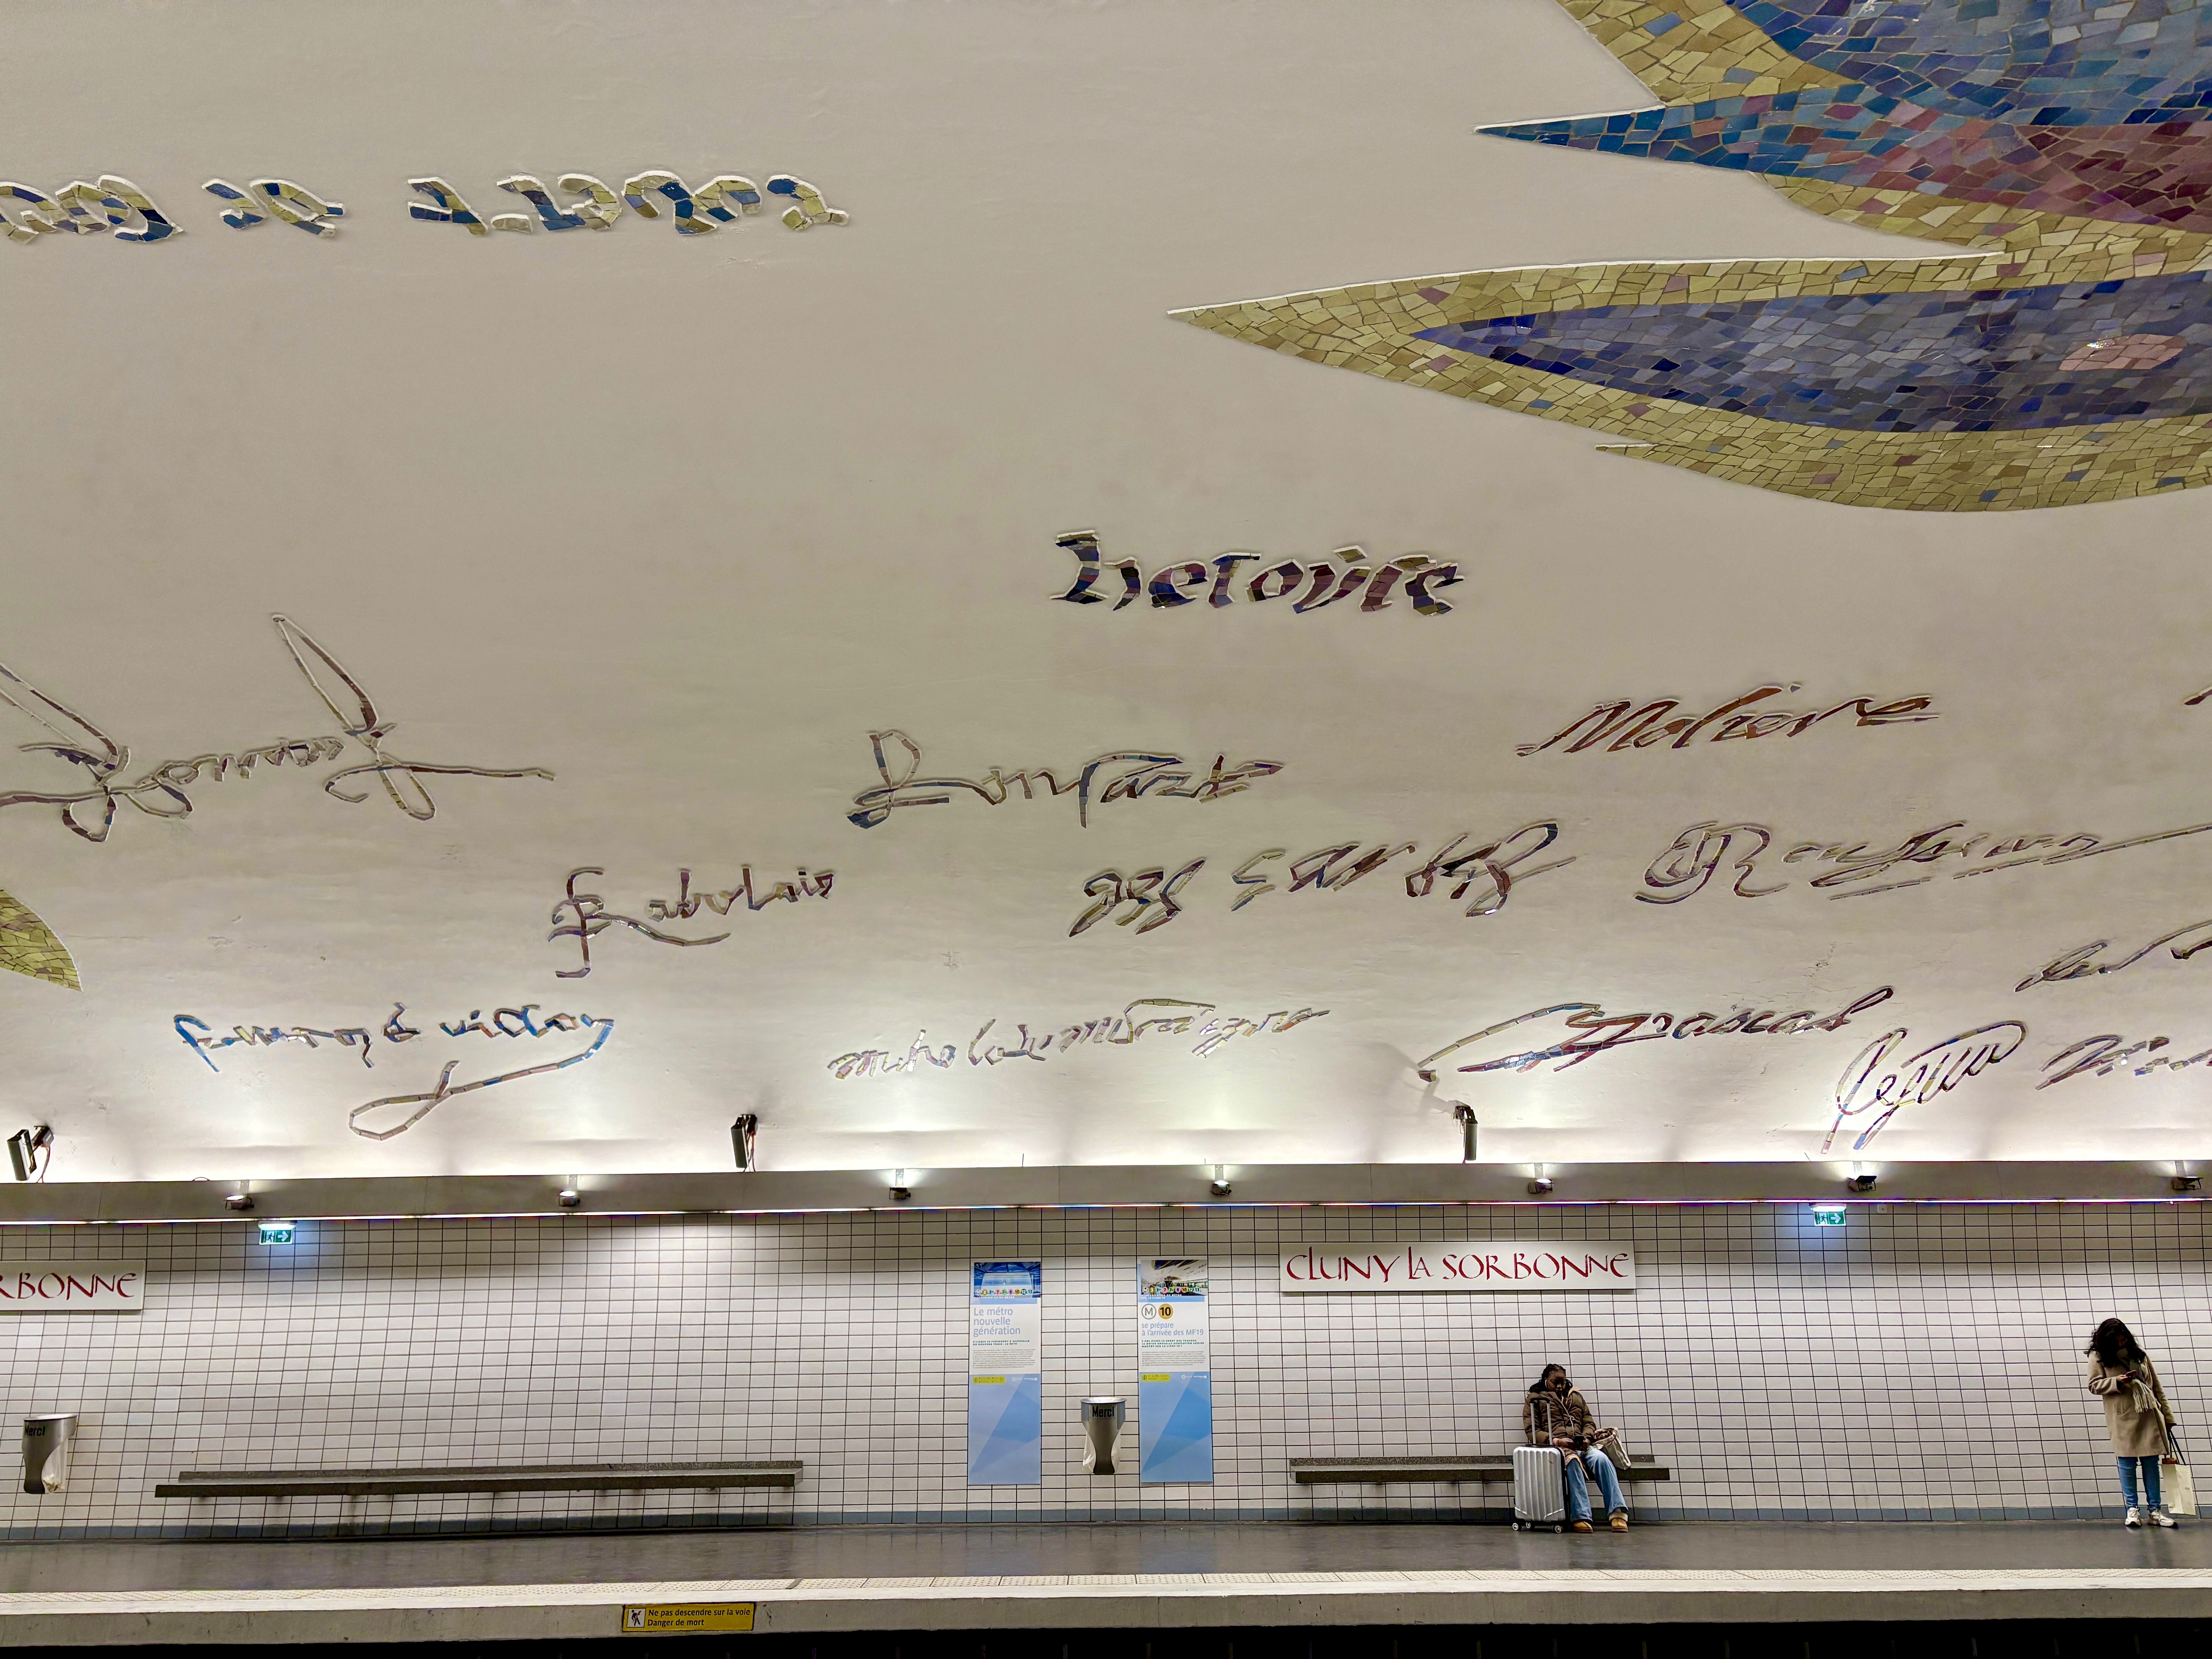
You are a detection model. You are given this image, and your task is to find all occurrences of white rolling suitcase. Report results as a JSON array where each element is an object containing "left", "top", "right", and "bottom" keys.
[{"left": 1510, "top": 1443, "right": 1567, "bottom": 1531}]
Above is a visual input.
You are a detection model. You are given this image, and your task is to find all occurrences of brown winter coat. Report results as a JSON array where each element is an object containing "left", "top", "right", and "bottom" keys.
[
  {"left": 2087, "top": 1352, "right": 2177, "bottom": 1457},
  {"left": 1523, "top": 1388, "right": 1597, "bottom": 1444}
]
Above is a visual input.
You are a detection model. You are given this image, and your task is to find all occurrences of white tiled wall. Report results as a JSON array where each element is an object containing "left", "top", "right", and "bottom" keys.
[{"left": 0, "top": 1201, "right": 2197, "bottom": 1538}]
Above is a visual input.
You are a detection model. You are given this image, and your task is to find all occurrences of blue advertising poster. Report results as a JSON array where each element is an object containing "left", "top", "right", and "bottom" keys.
[
  {"left": 1137, "top": 1257, "right": 1212, "bottom": 1483},
  {"left": 967, "top": 1260, "right": 1042, "bottom": 1486}
]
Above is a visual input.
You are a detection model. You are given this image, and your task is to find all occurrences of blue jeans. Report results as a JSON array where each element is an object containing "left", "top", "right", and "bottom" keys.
[
  {"left": 2118, "top": 1455, "right": 2163, "bottom": 1510},
  {"left": 1565, "top": 1448, "right": 1626, "bottom": 1522}
]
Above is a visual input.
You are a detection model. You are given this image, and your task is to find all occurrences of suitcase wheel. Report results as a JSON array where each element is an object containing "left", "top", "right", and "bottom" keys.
[{"left": 1552, "top": 1523, "right": 1564, "bottom": 1533}]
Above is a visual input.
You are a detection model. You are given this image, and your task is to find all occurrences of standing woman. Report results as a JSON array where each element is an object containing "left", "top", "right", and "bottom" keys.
[{"left": 2086, "top": 1318, "right": 2179, "bottom": 1528}]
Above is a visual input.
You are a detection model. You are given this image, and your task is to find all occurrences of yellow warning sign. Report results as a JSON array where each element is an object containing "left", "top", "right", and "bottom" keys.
[{"left": 620, "top": 1602, "right": 756, "bottom": 1634}]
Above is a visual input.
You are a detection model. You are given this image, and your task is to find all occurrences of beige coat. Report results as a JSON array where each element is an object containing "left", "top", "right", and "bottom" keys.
[{"left": 2087, "top": 1353, "right": 2177, "bottom": 1457}]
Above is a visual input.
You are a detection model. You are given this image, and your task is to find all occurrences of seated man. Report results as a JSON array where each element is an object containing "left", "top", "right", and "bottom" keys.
[{"left": 1522, "top": 1364, "right": 1628, "bottom": 1533}]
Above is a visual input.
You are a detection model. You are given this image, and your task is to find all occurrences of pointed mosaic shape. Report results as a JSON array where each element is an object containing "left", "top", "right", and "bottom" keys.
[
  {"left": 0, "top": 887, "right": 79, "bottom": 991},
  {"left": 1173, "top": 256, "right": 2212, "bottom": 509}
]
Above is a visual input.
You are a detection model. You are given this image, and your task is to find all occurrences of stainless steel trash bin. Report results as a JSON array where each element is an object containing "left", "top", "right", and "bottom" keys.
[
  {"left": 22, "top": 1414, "right": 76, "bottom": 1494},
  {"left": 1080, "top": 1396, "right": 1126, "bottom": 1475}
]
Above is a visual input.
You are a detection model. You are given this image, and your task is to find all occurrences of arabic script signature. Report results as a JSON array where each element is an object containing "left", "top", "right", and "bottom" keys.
[{"left": 0, "top": 614, "right": 552, "bottom": 842}]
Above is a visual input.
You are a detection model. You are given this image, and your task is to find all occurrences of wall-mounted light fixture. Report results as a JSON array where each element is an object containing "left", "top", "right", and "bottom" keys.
[
  {"left": 256, "top": 1220, "right": 295, "bottom": 1245},
  {"left": 731, "top": 1115, "right": 758, "bottom": 1171},
  {"left": 1453, "top": 1105, "right": 1478, "bottom": 1164},
  {"left": 557, "top": 1188, "right": 580, "bottom": 1208},
  {"left": 1208, "top": 1167, "right": 1232, "bottom": 1198},
  {"left": 1527, "top": 1165, "right": 1554, "bottom": 1196},
  {"left": 224, "top": 1190, "right": 254, "bottom": 1212},
  {"left": 6, "top": 1127, "right": 51, "bottom": 1183},
  {"left": 1809, "top": 1203, "right": 1847, "bottom": 1227},
  {"left": 1846, "top": 1172, "right": 1877, "bottom": 1194},
  {"left": 2173, "top": 1170, "right": 2203, "bottom": 1194},
  {"left": 888, "top": 1170, "right": 912, "bottom": 1203}
]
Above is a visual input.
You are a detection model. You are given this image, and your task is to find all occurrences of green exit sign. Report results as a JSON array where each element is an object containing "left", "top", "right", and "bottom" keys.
[{"left": 1809, "top": 1204, "right": 1847, "bottom": 1227}]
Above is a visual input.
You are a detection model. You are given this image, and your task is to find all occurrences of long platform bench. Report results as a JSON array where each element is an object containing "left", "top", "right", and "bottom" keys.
[
  {"left": 1290, "top": 1454, "right": 1669, "bottom": 1485},
  {"left": 154, "top": 1460, "right": 803, "bottom": 1499}
]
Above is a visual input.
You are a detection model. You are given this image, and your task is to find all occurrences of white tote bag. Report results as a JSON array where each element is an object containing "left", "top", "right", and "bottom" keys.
[{"left": 2165, "top": 1428, "right": 2197, "bottom": 1517}]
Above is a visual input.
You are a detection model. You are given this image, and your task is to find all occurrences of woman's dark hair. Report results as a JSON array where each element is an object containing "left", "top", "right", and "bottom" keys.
[
  {"left": 1528, "top": 1364, "right": 1571, "bottom": 1395},
  {"left": 2087, "top": 1318, "right": 2142, "bottom": 1367}
]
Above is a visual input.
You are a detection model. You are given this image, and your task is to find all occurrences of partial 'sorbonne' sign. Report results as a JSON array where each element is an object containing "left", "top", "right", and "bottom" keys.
[
  {"left": 1281, "top": 1243, "right": 1633, "bottom": 1293},
  {"left": 0, "top": 1262, "right": 145, "bottom": 1312}
]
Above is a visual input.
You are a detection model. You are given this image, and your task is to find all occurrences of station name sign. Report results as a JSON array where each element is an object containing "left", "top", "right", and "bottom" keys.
[
  {"left": 0, "top": 1262, "right": 144, "bottom": 1312},
  {"left": 1281, "top": 1243, "right": 1633, "bottom": 1293}
]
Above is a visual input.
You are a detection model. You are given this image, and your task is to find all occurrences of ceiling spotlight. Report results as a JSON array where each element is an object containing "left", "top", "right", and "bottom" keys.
[
  {"left": 2173, "top": 1174, "right": 2203, "bottom": 1194},
  {"left": 889, "top": 1170, "right": 912, "bottom": 1203},
  {"left": 731, "top": 1114, "right": 759, "bottom": 1171},
  {"left": 557, "top": 1188, "right": 580, "bottom": 1208},
  {"left": 1527, "top": 1174, "right": 1554, "bottom": 1197},
  {"left": 224, "top": 1190, "right": 254, "bottom": 1212},
  {"left": 1846, "top": 1173, "right": 1877, "bottom": 1194},
  {"left": 1453, "top": 1104, "right": 1478, "bottom": 1164},
  {"left": 6, "top": 1126, "right": 51, "bottom": 1183},
  {"left": 1209, "top": 1166, "right": 1232, "bottom": 1198}
]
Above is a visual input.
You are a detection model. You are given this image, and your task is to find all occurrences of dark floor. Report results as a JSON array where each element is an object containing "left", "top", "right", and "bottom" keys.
[{"left": 0, "top": 1520, "right": 2204, "bottom": 1593}]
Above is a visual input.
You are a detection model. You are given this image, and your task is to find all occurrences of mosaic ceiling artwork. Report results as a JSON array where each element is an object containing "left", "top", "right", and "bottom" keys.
[
  {"left": 5, "top": 1, "right": 2212, "bottom": 1183},
  {"left": 1176, "top": 0, "right": 2212, "bottom": 510}
]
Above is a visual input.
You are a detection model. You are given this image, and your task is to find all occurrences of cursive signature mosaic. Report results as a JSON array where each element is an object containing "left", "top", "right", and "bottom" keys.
[
  {"left": 1826, "top": 1021, "right": 2026, "bottom": 1152},
  {"left": 1050, "top": 534, "right": 1462, "bottom": 616},
  {"left": 848, "top": 731, "right": 1283, "bottom": 831},
  {"left": 3, "top": 170, "right": 846, "bottom": 242},
  {"left": 410, "top": 171, "right": 846, "bottom": 235},
  {"left": 1415, "top": 988, "right": 1896, "bottom": 1079},
  {"left": 1638, "top": 815, "right": 2212, "bottom": 903},
  {"left": 1520, "top": 684, "right": 1936, "bottom": 757},
  {"left": 1069, "top": 824, "right": 1573, "bottom": 936},
  {"left": 828, "top": 998, "right": 1330, "bottom": 1078},
  {"left": 0, "top": 615, "right": 551, "bottom": 843},
  {"left": 0, "top": 886, "right": 78, "bottom": 992},
  {"left": 548, "top": 865, "right": 834, "bottom": 979},
  {"left": 2041, "top": 1030, "right": 2212, "bottom": 1087},
  {"left": 2016, "top": 919, "right": 2212, "bottom": 992},
  {"left": 174, "top": 1002, "right": 613, "bottom": 1140}
]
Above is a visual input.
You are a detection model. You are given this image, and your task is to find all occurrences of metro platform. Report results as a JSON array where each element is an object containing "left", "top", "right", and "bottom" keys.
[{"left": 0, "top": 1522, "right": 2207, "bottom": 1646}]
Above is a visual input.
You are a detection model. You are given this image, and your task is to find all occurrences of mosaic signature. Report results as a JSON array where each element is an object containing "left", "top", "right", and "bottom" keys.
[
  {"left": 2039, "top": 1032, "right": 2212, "bottom": 1089},
  {"left": 848, "top": 730, "right": 1283, "bottom": 831},
  {"left": 2016, "top": 919, "right": 2212, "bottom": 992},
  {"left": 548, "top": 865, "right": 833, "bottom": 978},
  {"left": 1519, "top": 683, "right": 1936, "bottom": 757},
  {"left": 1050, "top": 532, "right": 1462, "bottom": 616},
  {"left": 1416, "top": 988, "right": 1896, "bottom": 1079},
  {"left": 172, "top": 1001, "right": 611, "bottom": 1139},
  {"left": 1070, "top": 824, "right": 1573, "bottom": 936},
  {"left": 0, "top": 615, "right": 551, "bottom": 844},
  {"left": 828, "top": 998, "right": 1330, "bottom": 1079},
  {"left": 412, "top": 171, "right": 846, "bottom": 235},
  {"left": 1825, "top": 1023, "right": 2026, "bottom": 1152},
  {"left": 175, "top": 1001, "right": 599, "bottom": 1073},
  {"left": 1638, "top": 816, "right": 2212, "bottom": 904},
  {"left": 1, "top": 176, "right": 177, "bottom": 243}
]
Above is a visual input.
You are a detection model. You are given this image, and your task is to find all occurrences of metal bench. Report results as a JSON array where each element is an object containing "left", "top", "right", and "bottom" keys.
[
  {"left": 1290, "top": 1454, "right": 1669, "bottom": 1485},
  {"left": 155, "top": 1460, "right": 802, "bottom": 1499}
]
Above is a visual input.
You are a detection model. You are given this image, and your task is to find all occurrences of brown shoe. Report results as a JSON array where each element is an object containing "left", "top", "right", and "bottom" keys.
[
  {"left": 1571, "top": 1520, "right": 1593, "bottom": 1533},
  {"left": 1610, "top": 1513, "right": 1629, "bottom": 1532}
]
